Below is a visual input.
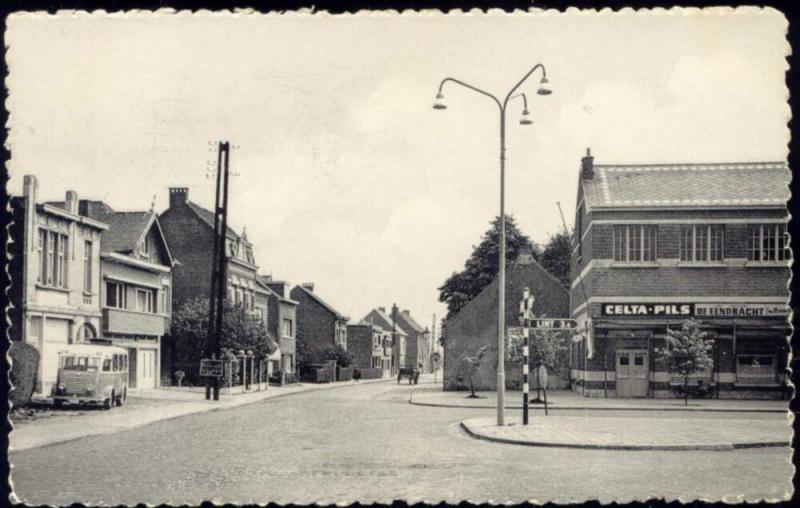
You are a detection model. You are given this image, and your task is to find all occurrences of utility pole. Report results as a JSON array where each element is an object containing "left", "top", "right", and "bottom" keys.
[
  {"left": 392, "top": 303, "right": 399, "bottom": 376},
  {"left": 205, "top": 141, "right": 231, "bottom": 401}
]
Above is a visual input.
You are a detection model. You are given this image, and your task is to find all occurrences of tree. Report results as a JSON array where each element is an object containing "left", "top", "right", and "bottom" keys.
[
  {"left": 540, "top": 231, "right": 571, "bottom": 286},
  {"left": 508, "top": 327, "right": 567, "bottom": 397},
  {"left": 171, "top": 297, "right": 278, "bottom": 380},
  {"left": 439, "top": 215, "right": 540, "bottom": 317},
  {"left": 455, "top": 345, "right": 489, "bottom": 398},
  {"left": 655, "top": 319, "right": 715, "bottom": 406}
]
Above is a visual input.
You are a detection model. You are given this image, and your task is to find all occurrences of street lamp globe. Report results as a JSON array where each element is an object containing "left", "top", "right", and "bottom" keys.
[
  {"left": 520, "top": 109, "right": 533, "bottom": 125},
  {"left": 537, "top": 76, "right": 552, "bottom": 96},
  {"left": 433, "top": 92, "right": 447, "bottom": 110}
]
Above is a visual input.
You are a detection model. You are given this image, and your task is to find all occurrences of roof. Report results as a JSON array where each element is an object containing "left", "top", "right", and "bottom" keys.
[
  {"left": 582, "top": 162, "right": 789, "bottom": 210},
  {"left": 186, "top": 201, "right": 240, "bottom": 240},
  {"left": 362, "top": 309, "right": 408, "bottom": 336},
  {"left": 395, "top": 311, "right": 426, "bottom": 334},
  {"left": 257, "top": 276, "right": 299, "bottom": 304},
  {"left": 294, "top": 285, "right": 349, "bottom": 321},
  {"left": 95, "top": 211, "right": 153, "bottom": 253}
]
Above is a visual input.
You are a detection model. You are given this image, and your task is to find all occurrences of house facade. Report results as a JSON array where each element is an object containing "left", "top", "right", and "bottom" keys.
[
  {"left": 346, "top": 322, "right": 386, "bottom": 375},
  {"left": 362, "top": 307, "right": 408, "bottom": 375},
  {"left": 259, "top": 277, "right": 299, "bottom": 376},
  {"left": 158, "top": 187, "right": 265, "bottom": 379},
  {"left": 9, "top": 176, "right": 107, "bottom": 398},
  {"left": 443, "top": 254, "right": 570, "bottom": 391},
  {"left": 394, "top": 309, "right": 430, "bottom": 371},
  {"left": 570, "top": 150, "right": 791, "bottom": 399},
  {"left": 81, "top": 201, "right": 174, "bottom": 390},
  {"left": 290, "top": 283, "right": 349, "bottom": 357}
]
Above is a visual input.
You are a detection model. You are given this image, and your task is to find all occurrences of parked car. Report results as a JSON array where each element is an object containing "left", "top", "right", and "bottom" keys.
[{"left": 50, "top": 343, "right": 129, "bottom": 410}]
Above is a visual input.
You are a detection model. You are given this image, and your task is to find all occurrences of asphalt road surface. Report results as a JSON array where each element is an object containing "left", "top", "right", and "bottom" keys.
[{"left": 10, "top": 380, "right": 793, "bottom": 505}]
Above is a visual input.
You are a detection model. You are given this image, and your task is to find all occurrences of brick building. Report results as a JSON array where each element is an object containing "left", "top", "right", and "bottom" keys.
[
  {"left": 362, "top": 307, "right": 408, "bottom": 375},
  {"left": 8, "top": 176, "right": 107, "bottom": 398},
  {"left": 394, "top": 309, "right": 430, "bottom": 371},
  {"left": 346, "top": 322, "right": 387, "bottom": 375},
  {"left": 291, "top": 283, "right": 349, "bottom": 358},
  {"left": 258, "top": 277, "right": 299, "bottom": 376},
  {"left": 81, "top": 200, "right": 175, "bottom": 389},
  {"left": 158, "top": 187, "right": 266, "bottom": 378},
  {"left": 443, "top": 253, "right": 570, "bottom": 391},
  {"left": 570, "top": 150, "right": 790, "bottom": 399}
]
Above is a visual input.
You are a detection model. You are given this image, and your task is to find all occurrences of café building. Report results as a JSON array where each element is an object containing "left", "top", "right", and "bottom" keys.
[{"left": 569, "top": 150, "right": 790, "bottom": 399}]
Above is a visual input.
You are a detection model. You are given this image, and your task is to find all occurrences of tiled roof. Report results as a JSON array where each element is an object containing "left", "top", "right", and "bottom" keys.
[
  {"left": 582, "top": 162, "right": 789, "bottom": 209},
  {"left": 363, "top": 309, "right": 407, "bottom": 336},
  {"left": 187, "top": 201, "right": 240, "bottom": 240},
  {"left": 396, "top": 311, "right": 426, "bottom": 334},
  {"left": 295, "top": 285, "right": 349, "bottom": 321},
  {"left": 95, "top": 211, "right": 153, "bottom": 253}
]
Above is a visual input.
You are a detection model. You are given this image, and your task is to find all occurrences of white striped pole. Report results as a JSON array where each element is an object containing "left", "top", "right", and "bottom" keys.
[{"left": 523, "top": 323, "right": 530, "bottom": 425}]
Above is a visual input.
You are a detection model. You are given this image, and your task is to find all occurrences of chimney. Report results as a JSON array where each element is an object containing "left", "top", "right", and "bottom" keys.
[
  {"left": 22, "top": 175, "right": 38, "bottom": 203},
  {"left": 65, "top": 190, "right": 79, "bottom": 215},
  {"left": 581, "top": 148, "right": 594, "bottom": 180},
  {"left": 516, "top": 243, "right": 535, "bottom": 265},
  {"left": 378, "top": 307, "right": 386, "bottom": 313},
  {"left": 403, "top": 309, "right": 410, "bottom": 315},
  {"left": 301, "top": 282, "right": 314, "bottom": 292},
  {"left": 169, "top": 187, "right": 189, "bottom": 208}
]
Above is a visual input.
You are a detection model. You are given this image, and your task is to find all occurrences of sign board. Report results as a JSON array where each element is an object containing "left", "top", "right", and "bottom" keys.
[
  {"left": 601, "top": 303, "right": 694, "bottom": 317},
  {"left": 199, "top": 359, "right": 224, "bottom": 378},
  {"left": 530, "top": 319, "right": 578, "bottom": 329},
  {"left": 537, "top": 365, "right": 548, "bottom": 387},
  {"left": 695, "top": 303, "right": 787, "bottom": 318},
  {"left": 431, "top": 351, "right": 442, "bottom": 364}
]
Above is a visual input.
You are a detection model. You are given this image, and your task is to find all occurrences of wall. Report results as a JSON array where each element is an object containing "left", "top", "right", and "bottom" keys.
[
  {"left": 291, "top": 287, "right": 336, "bottom": 355},
  {"left": 346, "top": 325, "right": 374, "bottom": 369}
]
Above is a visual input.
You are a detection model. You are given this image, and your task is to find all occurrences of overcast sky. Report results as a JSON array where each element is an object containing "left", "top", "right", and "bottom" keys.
[{"left": 6, "top": 8, "right": 789, "bottom": 328}]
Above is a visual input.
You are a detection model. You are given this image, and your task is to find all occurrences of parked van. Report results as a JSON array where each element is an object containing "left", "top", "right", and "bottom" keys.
[{"left": 50, "top": 344, "right": 129, "bottom": 409}]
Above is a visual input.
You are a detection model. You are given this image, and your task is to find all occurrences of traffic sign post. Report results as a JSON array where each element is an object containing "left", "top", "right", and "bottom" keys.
[
  {"left": 529, "top": 318, "right": 578, "bottom": 329},
  {"left": 519, "top": 288, "right": 535, "bottom": 426}
]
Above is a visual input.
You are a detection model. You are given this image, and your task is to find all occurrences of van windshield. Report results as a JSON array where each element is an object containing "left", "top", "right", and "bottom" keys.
[{"left": 61, "top": 356, "right": 99, "bottom": 371}]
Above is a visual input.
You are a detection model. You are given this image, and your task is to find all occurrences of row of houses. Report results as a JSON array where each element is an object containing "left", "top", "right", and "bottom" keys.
[
  {"left": 443, "top": 151, "right": 791, "bottom": 399},
  {"left": 10, "top": 176, "right": 436, "bottom": 399}
]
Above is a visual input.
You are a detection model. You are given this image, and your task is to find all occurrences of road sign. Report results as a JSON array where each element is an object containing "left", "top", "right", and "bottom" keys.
[
  {"left": 518, "top": 287, "right": 535, "bottom": 322},
  {"left": 530, "top": 318, "right": 578, "bottom": 329},
  {"left": 200, "top": 359, "right": 224, "bottom": 378},
  {"left": 431, "top": 351, "right": 442, "bottom": 364},
  {"left": 537, "top": 365, "right": 548, "bottom": 387}
]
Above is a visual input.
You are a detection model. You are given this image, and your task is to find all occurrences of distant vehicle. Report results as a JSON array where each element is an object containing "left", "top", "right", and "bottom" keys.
[
  {"left": 398, "top": 365, "right": 419, "bottom": 385},
  {"left": 50, "top": 343, "right": 129, "bottom": 410}
]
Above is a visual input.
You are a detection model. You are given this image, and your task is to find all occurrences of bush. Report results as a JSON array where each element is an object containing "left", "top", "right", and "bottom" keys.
[
  {"left": 10, "top": 342, "right": 40, "bottom": 408},
  {"left": 337, "top": 366, "right": 354, "bottom": 381}
]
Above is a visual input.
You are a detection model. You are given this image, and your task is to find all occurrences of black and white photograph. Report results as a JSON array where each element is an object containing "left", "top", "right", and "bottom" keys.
[{"left": 3, "top": 6, "right": 794, "bottom": 505}]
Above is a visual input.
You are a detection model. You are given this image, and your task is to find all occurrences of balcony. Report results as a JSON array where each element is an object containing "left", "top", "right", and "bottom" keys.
[{"left": 103, "top": 308, "right": 167, "bottom": 337}]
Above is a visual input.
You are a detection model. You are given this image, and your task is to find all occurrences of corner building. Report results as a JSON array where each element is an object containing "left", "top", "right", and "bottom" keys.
[{"left": 570, "top": 150, "right": 790, "bottom": 399}]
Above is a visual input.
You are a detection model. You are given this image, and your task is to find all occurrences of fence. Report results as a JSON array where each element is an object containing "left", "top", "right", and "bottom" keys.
[
  {"left": 355, "top": 367, "right": 383, "bottom": 380},
  {"left": 337, "top": 366, "right": 354, "bottom": 381},
  {"left": 168, "top": 357, "right": 270, "bottom": 392}
]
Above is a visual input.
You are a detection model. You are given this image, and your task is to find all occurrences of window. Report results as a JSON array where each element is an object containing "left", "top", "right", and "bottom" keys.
[
  {"left": 103, "top": 358, "right": 111, "bottom": 372},
  {"left": 37, "top": 229, "right": 46, "bottom": 283},
  {"left": 106, "top": 281, "right": 127, "bottom": 309},
  {"left": 112, "top": 354, "right": 119, "bottom": 372},
  {"left": 748, "top": 224, "right": 790, "bottom": 262},
  {"left": 56, "top": 232, "right": 67, "bottom": 287},
  {"left": 136, "top": 288, "right": 155, "bottom": 313},
  {"left": 242, "top": 291, "right": 250, "bottom": 309},
  {"left": 737, "top": 355, "right": 776, "bottom": 381},
  {"left": 38, "top": 229, "right": 69, "bottom": 287},
  {"left": 680, "top": 225, "right": 724, "bottom": 262},
  {"left": 161, "top": 286, "right": 170, "bottom": 316},
  {"left": 613, "top": 225, "right": 657, "bottom": 262},
  {"left": 282, "top": 318, "right": 293, "bottom": 337},
  {"left": 139, "top": 235, "right": 151, "bottom": 257},
  {"left": 576, "top": 204, "right": 583, "bottom": 263},
  {"left": 83, "top": 241, "right": 93, "bottom": 292}
]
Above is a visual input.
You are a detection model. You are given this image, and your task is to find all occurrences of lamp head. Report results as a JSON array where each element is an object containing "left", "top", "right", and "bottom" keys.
[
  {"left": 537, "top": 75, "right": 552, "bottom": 96},
  {"left": 433, "top": 92, "right": 447, "bottom": 110},
  {"left": 520, "top": 109, "right": 533, "bottom": 125}
]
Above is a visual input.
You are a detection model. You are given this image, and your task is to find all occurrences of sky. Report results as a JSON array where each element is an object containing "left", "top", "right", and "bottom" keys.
[{"left": 6, "top": 8, "right": 790, "bottom": 329}]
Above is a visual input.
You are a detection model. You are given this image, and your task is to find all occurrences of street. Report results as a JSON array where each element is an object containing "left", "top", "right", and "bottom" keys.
[{"left": 10, "top": 380, "right": 792, "bottom": 505}]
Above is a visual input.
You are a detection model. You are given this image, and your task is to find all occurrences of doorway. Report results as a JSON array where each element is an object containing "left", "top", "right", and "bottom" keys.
[{"left": 616, "top": 349, "right": 649, "bottom": 397}]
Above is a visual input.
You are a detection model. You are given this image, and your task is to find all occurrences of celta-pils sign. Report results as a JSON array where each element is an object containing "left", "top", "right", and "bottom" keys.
[{"left": 601, "top": 303, "right": 694, "bottom": 317}]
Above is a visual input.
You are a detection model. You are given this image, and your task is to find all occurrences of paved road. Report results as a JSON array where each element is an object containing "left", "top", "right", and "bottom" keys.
[{"left": 10, "top": 380, "right": 793, "bottom": 505}]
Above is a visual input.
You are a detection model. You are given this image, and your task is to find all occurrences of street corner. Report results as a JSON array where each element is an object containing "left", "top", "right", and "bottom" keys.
[{"left": 459, "top": 415, "right": 793, "bottom": 451}]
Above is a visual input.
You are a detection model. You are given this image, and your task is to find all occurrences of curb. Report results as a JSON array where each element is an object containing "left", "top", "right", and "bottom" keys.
[
  {"left": 10, "top": 377, "right": 394, "bottom": 454},
  {"left": 410, "top": 393, "right": 788, "bottom": 414},
  {"left": 459, "top": 422, "right": 790, "bottom": 451}
]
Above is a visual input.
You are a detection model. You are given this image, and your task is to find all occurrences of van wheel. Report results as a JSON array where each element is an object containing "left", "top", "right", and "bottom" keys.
[
  {"left": 103, "top": 392, "right": 113, "bottom": 410},
  {"left": 115, "top": 392, "right": 123, "bottom": 407},
  {"left": 53, "top": 400, "right": 64, "bottom": 409}
]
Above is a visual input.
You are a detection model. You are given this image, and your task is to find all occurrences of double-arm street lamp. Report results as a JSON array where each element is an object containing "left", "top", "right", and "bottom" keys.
[{"left": 433, "top": 64, "right": 552, "bottom": 426}]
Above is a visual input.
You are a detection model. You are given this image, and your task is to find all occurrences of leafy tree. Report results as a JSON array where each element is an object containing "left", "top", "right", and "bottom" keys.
[
  {"left": 320, "top": 344, "right": 352, "bottom": 368},
  {"left": 171, "top": 297, "right": 278, "bottom": 378},
  {"left": 540, "top": 231, "right": 572, "bottom": 286},
  {"left": 455, "top": 345, "right": 489, "bottom": 398},
  {"left": 508, "top": 328, "right": 567, "bottom": 397},
  {"left": 655, "top": 319, "right": 715, "bottom": 406},
  {"left": 439, "top": 215, "right": 540, "bottom": 317}
]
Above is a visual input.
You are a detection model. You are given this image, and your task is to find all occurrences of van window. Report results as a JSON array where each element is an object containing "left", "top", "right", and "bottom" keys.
[
  {"left": 61, "top": 356, "right": 99, "bottom": 371},
  {"left": 103, "top": 358, "right": 112, "bottom": 372},
  {"left": 113, "top": 355, "right": 119, "bottom": 371},
  {"left": 122, "top": 355, "right": 127, "bottom": 371}
]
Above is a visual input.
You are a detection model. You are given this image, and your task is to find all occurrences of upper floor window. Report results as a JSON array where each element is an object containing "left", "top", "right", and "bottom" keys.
[
  {"left": 282, "top": 318, "right": 293, "bottom": 337},
  {"left": 38, "top": 229, "right": 69, "bottom": 288},
  {"left": 135, "top": 288, "right": 156, "bottom": 313},
  {"left": 139, "top": 235, "right": 150, "bottom": 257},
  {"left": 748, "top": 224, "right": 790, "bottom": 262},
  {"left": 83, "top": 240, "right": 93, "bottom": 292},
  {"left": 613, "top": 225, "right": 657, "bottom": 262},
  {"left": 107, "top": 281, "right": 127, "bottom": 309},
  {"left": 576, "top": 204, "right": 584, "bottom": 263},
  {"left": 161, "top": 285, "right": 170, "bottom": 316},
  {"left": 680, "top": 225, "right": 724, "bottom": 262}
]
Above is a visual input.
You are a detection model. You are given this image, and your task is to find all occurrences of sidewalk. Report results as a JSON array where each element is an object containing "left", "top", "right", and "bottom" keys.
[
  {"left": 461, "top": 415, "right": 792, "bottom": 451},
  {"left": 410, "top": 386, "right": 789, "bottom": 413},
  {"left": 10, "top": 377, "right": 391, "bottom": 453}
]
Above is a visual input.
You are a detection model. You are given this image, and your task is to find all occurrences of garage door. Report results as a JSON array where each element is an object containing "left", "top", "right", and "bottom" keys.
[
  {"left": 42, "top": 318, "right": 70, "bottom": 395},
  {"left": 136, "top": 349, "right": 156, "bottom": 389}
]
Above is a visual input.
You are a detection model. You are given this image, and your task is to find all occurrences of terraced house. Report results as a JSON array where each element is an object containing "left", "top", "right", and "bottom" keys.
[{"left": 570, "top": 150, "right": 791, "bottom": 399}]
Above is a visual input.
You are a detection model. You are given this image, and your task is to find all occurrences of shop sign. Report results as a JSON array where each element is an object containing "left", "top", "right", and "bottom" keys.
[
  {"left": 695, "top": 303, "right": 788, "bottom": 318},
  {"left": 601, "top": 303, "right": 694, "bottom": 317}
]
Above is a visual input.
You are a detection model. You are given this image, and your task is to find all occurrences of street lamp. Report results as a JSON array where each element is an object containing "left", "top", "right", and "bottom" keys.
[{"left": 433, "top": 64, "right": 551, "bottom": 426}]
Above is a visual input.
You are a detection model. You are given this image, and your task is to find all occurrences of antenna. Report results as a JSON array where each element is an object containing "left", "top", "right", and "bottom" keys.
[{"left": 149, "top": 194, "right": 156, "bottom": 213}]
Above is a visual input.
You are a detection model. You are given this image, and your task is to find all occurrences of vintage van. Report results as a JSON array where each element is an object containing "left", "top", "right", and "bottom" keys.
[{"left": 50, "top": 344, "right": 129, "bottom": 409}]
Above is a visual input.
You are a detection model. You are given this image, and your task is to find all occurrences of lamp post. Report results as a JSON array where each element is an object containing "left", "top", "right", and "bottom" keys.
[{"left": 433, "top": 64, "right": 551, "bottom": 426}]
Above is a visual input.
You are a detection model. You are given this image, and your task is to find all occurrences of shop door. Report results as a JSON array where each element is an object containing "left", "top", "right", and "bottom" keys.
[
  {"left": 616, "top": 350, "right": 649, "bottom": 397},
  {"left": 136, "top": 349, "right": 156, "bottom": 389}
]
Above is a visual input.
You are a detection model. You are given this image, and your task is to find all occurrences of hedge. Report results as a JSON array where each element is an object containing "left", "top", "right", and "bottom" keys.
[
  {"left": 10, "top": 342, "right": 40, "bottom": 408},
  {"left": 337, "top": 366, "right": 354, "bottom": 382}
]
